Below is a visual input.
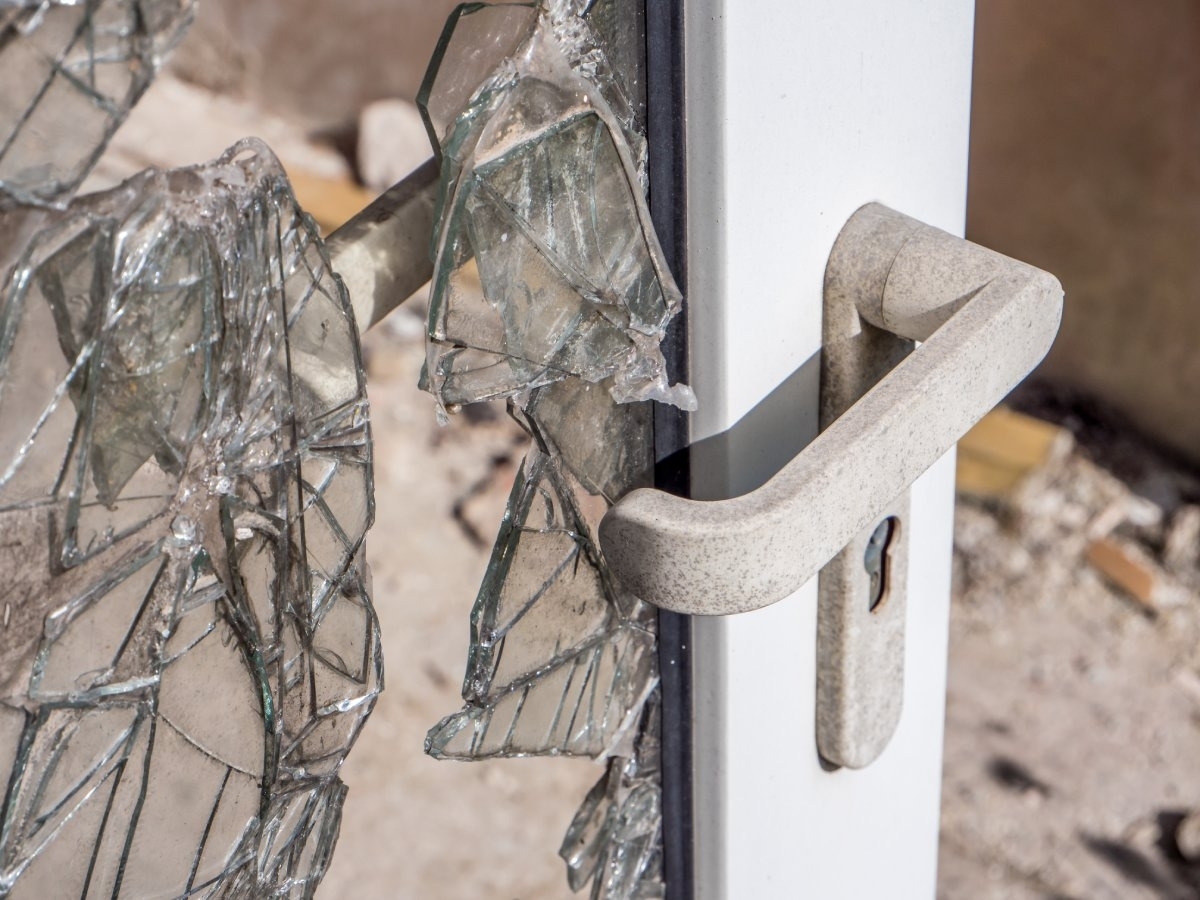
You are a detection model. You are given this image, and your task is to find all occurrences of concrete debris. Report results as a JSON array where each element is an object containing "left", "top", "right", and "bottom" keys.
[
  {"left": 957, "top": 406, "right": 1074, "bottom": 502},
  {"left": 1165, "top": 506, "right": 1200, "bottom": 574},
  {"left": 1176, "top": 811, "right": 1200, "bottom": 863}
]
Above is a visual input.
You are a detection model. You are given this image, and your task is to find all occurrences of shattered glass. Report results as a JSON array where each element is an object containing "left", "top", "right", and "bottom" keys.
[
  {"left": 561, "top": 698, "right": 663, "bottom": 899},
  {"left": 0, "top": 140, "right": 380, "bottom": 897},
  {"left": 419, "top": 0, "right": 693, "bottom": 418},
  {"left": 0, "top": 0, "right": 195, "bottom": 208},
  {"left": 425, "top": 379, "right": 658, "bottom": 762},
  {"left": 421, "top": 2, "right": 682, "bottom": 897}
]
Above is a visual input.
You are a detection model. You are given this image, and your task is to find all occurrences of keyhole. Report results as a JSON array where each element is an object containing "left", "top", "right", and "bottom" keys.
[{"left": 864, "top": 517, "right": 898, "bottom": 613}]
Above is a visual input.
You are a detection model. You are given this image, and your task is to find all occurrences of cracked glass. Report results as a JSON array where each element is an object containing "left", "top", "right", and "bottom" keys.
[
  {"left": 419, "top": 0, "right": 692, "bottom": 419},
  {"left": 0, "top": 0, "right": 195, "bottom": 209},
  {"left": 420, "top": 2, "right": 685, "bottom": 897},
  {"left": 0, "top": 139, "right": 380, "bottom": 897}
]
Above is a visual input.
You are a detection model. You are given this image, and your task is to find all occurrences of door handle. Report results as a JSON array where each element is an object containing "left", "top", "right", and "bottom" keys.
[{"left": 598, "top": 203, "right": 1063, "bottom": 617}]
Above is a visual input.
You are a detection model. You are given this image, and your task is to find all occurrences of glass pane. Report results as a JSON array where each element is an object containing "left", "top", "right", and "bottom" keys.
[
  {"left": 0, "top": 140, "right": 380, "bottom": 897},
  {"left": 420, "top": 2, "right": 688, "bottom": 897},
  {"left": 0, "top": 0, "right": 195, "bottom": 208}
]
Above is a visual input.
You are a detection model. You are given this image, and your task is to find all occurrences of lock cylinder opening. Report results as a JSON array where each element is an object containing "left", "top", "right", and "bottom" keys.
[{"left": 864, "top": 516, "right": 900, "bottom": 613}]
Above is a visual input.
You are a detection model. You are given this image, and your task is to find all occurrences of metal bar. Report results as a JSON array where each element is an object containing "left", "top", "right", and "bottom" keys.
[{"left": 325, "top": 156, "right": 439, "bottom": 331}]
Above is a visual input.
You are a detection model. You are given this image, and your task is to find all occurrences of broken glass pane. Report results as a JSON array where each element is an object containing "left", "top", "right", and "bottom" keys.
[
  {"left": 425, "top": 381, "right": 658, "bottom": 761},
  {"left": 561, "top": 697, "right": 663, "bottom": 899},
  {"left": 421, "top": 3, "right": 674, "bottom": 898},
  {"left": 419, "top": 0, "right": 693, "bottom": 419},
  {"left": 0, "top": 0, "right": 195, "bottom": 209},
  {"left": 0, "top": 139, "right": 380, "bottom": 898}
]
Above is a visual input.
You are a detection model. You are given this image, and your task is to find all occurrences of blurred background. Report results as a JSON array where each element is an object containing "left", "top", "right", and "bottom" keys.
[
  {"left": 87, "top": 1, "right": 1200, "bottom": 896},
  {"left": 945, "top": 3, "right": 1200, "bottom": 897}
]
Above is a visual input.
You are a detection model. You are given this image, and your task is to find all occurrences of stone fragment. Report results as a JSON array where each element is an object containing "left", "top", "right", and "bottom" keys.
[
  {"left": 357, "top": 98, "right": 432, "bottom": 194},
  {"left": 1164, "top": 505, "right": 1200, "bottom": 574}
]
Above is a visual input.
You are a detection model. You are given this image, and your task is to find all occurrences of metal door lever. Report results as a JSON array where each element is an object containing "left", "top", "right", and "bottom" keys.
[{"left": 598, "top": 203, "right": 1063, "bottom": 617}]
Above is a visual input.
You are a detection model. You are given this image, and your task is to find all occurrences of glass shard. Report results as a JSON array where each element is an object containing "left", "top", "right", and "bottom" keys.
[
  {"left": 0, "top": 140, "right": 379, "bottom": 898},
  {"left": 561, "top": 697, "right": 663, "bottom": 900},
  {"left": 417, "top": 2, "right": 539, "bottom": 160},
  {"left": 421, "top": 3, "right": 671, "bottom": 898},
  {"left": 0, "top": 0, "right": 195, "bottom": 209},
  {"left": 420, "top": 0, "right": 693, "bottom": 418},
  {"left": 425, "top": 387, "right": 658, "bottom": 761}
]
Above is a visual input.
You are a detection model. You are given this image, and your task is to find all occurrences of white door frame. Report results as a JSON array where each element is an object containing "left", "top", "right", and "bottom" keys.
[{"left": 679, "top": 3, "right": 975, "bottom": 897}]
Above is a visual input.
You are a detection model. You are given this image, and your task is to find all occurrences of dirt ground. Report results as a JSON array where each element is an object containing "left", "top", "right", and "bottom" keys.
[{"left": 939, "top": 387, "right": 1200, "bottom": 900}]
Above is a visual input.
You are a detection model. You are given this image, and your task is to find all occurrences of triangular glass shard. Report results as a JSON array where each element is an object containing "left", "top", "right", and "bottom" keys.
[
  {"left": 426, "top": 622, "right": 655, "bottom": 760},
  {"left": 463, "top": 446, "right": 613, "bottom": 701},
  {"left": 451, "top": 376, "right": 658, "bottom": 702},
  {"left": 477, "top": 111, "right": 669, "bottom": 332},
  {"left": 427, "top": 381, "right": 660, "bottom": 764}
]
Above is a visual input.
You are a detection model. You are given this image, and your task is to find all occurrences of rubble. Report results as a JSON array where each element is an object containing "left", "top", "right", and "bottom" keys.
[{"left": 942, "top": 384, "right": 1200, "bottom": 899}]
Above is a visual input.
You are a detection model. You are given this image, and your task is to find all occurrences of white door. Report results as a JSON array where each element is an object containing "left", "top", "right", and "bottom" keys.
[{"left": 665, "top": 3, "right": 976, "bottom": 897}]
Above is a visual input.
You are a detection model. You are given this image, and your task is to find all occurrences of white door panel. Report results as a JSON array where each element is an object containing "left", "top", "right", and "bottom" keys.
[{"left": 683, "top": 3, "right": 974, "bottom": 897}]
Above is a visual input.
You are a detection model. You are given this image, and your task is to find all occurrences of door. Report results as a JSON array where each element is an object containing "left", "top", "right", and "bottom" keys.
[{"left": 652, "top": 3, "right": 976, "bottom": 896}]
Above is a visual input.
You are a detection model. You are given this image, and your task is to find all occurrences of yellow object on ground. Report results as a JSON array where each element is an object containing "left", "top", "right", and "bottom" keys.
[{"left": 956, "top": 406, "right": 1072, "bottom": 499}]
